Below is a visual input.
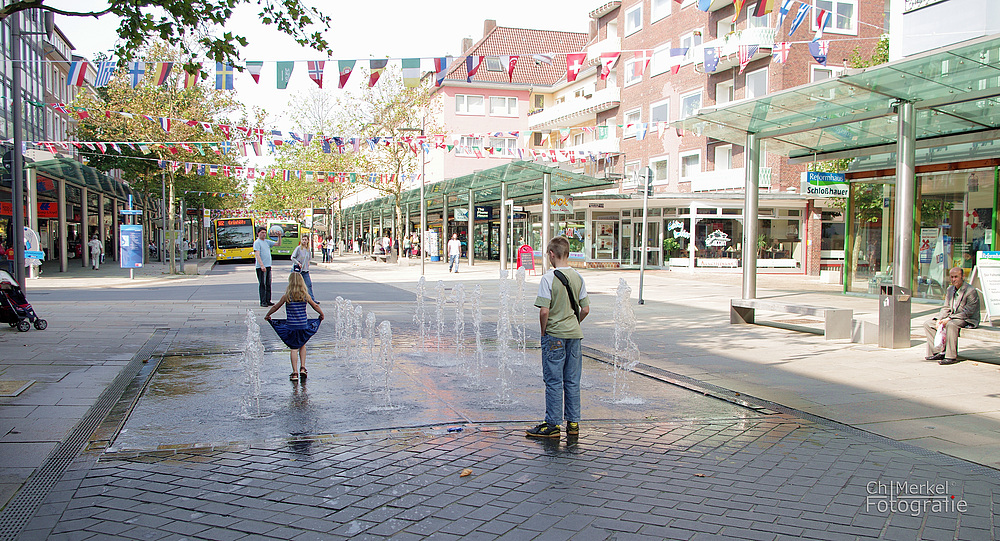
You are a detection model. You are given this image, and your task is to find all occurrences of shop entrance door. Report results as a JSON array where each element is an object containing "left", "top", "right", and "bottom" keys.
[{"left": 631, "top": 221, "right": 661, "bottom": 266}]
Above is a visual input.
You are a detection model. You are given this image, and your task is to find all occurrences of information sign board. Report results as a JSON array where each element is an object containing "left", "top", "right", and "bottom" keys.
[{"left": 120, "top": 224, "right": 144, "bottom": 268}]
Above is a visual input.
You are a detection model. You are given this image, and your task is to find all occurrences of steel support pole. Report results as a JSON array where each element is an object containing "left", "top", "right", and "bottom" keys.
[
  {"left": 742, "top": 132, "right": 760, "bottom": 300},
  {"left": 58, "top": 177, "right": 67, "bottom": 272},
  {"left": 468, "top": 189, "right": 474, "bottom": 267},
  {"left": 26, "top": 167, "right": 37, "bottom": 278},
  {"left": 894, "top": 100, "right": 916, "bottom": 289},
  {"left": 638, "top": 169, "right": 650, "bottom": 305},
  {"left": 542, "top": 172, "right": 551, "bottom": 273},
  {"left": 81, "top": 186, "right": 89, "bottom": 268},
  {"left": 500, "top": 181, "right": 508, "bottom": 271},
  {"left": 9, "top": 11, "right": 26, "bottom": 289}
]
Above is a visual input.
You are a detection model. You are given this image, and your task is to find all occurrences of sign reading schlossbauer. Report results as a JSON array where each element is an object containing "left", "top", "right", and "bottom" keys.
[{"left": 801, "top": 172, "right": 849, "bottom": 197}]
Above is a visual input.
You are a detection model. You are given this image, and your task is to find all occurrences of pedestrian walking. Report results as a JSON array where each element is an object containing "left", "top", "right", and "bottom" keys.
[
  {"left": 447, "top": 233, "right": 462, "bottom": 273},
  {"left": 87, "top": 235, "right": 104, "bottom": 270},
  {"left": 290, "top": 235, "right": 318, "bottom": 303},
  {"left": 265, "top": 272, "right": 324, "bottom": 382},
  {"left": 326, "top": 237, "right": 336, "bottom": 262},
  {"left": 253, "top": 228, "right": 280, "bottom": 307},
  {"left": 526, "top": 236, "right": 590, "bottom": 439}
]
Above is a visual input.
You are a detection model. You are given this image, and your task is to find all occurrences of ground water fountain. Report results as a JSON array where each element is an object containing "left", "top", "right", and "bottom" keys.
[
  {"left": 493, "top": 270, "right": 515, "bottom": 406},
  {"left": 515, "top": 267, "right": 527, "bottom": 365},
  {"left": 453, "top": 282, "right": 466, "bottom": 361},
  {"left": 414, "top": 276, "right": 426, "bottom": 347},
  {"left": 468, "top": 284, "right": 485, "bottom": 387},
  {"left": 239, "top": 309, "right": 270, "bottom": 419},
  {"left": 434, "top": 280, "right": 446, "bottom": 350},
  {"left": 611, "top": 278, "right": 643, "bottom": 404},
  {"left": 365, "top": 312, "right": 377, "bottom": 394},
  {"left": 370, "top": 320, "right": 400, "bottom": 411}
]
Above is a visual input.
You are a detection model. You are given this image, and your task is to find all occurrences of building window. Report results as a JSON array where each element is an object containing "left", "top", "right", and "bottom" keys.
[
  {"left": 680, "top": 90, "right": 702, "bottom": 120},
  {"left": 625, "top": 4, "right": 643, "bottom": 36},
  {"left": 718, "top": 19, "right": 735, "bottom": 37},
  {"left": 485, "top": 56, "right": 504, "bottom": 72},
  {"left": 573, "top": 133, "right": 585, "bottom": 146},
  {"left": 814, "top": 0, "right": 857, "bottom": 35},
  {"left": 489, "top": 137, "right": 517, "bottom": 157},
  {"left": 680, "top": 151, "right": 701, "bottom": 179},
  {"left": 533, "top": 94, "right": 545, "bottom": 109},
  {"left": 623, "top": 108, "right": 641, "bottom": 138},
  {"left": 714, "top": 145, "right": 732, "bottom": 171},
  {"left": 811, "top": 65, "right": 845, "bottom": 82},
  {"left": 455, "top": 94, "right": 485, "bottom": 115},
  {"left": 680, "top": 31, "right": 703, "bottom": 64},
  {"left": 532, "top": 132, "right": 544, "bottom": 146},
  {"left": 651, "top": 42, "right": 672, "bottom": 76},
  {"left": 651, "top": 155, "right": 669, "bottom": 184},
  {"left": 716, "top": 81, "right": 734, "bottom": 105},
  {"left": 456, "top": 135, "right": 483, "bottom": 157},
  {"left": 651, "top": 0, "right": 671, "bottom": 22},
  {"left": 748, "top": 13, "right": 770, "bottom": 28},
  {"left": 650, "top": 99, "right": 669, "bottom": 125},
  {"left": 745, "top": 67, "right": 768, "bottom": 100},
  {"left": 624, "top": 161, "right": 641, "bottom": 188},
  {"left": 489, "top": 96, "right": 517, "bottom": 117},
  {"left": 624, "top": 58, "right": 643, "bottom": 85}
]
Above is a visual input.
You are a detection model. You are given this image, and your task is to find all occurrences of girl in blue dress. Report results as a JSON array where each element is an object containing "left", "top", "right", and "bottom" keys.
[{"left": 265, "top": 272, "right": 324, "bottom": 381}]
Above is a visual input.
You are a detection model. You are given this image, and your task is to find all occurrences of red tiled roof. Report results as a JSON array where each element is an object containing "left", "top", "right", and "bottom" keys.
[{"left": 442, "top": 26, "right": 589, "bottom": 86}]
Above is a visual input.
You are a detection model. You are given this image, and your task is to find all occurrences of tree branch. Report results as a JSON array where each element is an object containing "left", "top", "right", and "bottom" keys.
[{"left": 0, "top": 1, "right": 114, "bottom": 20}]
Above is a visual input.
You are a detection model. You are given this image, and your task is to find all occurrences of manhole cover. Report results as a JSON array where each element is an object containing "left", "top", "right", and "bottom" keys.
[{"left": 0, "top": 380, "right": 34, "bottom": 397}]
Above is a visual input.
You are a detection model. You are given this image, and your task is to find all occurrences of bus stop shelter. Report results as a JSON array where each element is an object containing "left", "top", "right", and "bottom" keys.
[
  {"left": 673, "top": 33, "right": 1000, "bottom": 346},
  {"left": 343, "top": 161, "right": 614, "bottom": 272}
]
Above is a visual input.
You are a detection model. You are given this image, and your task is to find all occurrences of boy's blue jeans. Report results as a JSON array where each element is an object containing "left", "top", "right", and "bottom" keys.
[{"left": 541, "top": 334, "right": 582, "bottom": 427}]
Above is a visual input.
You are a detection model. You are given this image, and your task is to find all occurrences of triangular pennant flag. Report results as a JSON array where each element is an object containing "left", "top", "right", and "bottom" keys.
[
  {"left": 697, "top": 0, "right": 712, "bottom": 10},
  {"left": 402, "top": 58, "right": 421, "bottom": 88},
  {"left": 809, "top": 40, "right": 829, "bottom": 66},
  {"left": 369, "top": 59, "right": 388, "bottom": 87},
  {"left": 337, "top": 60, "right": 354, "bottom": 88},
  {"left": 632, "top": 50, "right": 653, "bottom": 77},
  {"left": 215, "top": 62, "right": 234, "bottom": 90},
  {"left": 753, "top": 0, "right": 775, "bottom": 16},
  {"left": 566, "top": 52, "right": 587, "bottom": 82},
  {"left": 738, "top": 44, "right": 759, "bottom": 74},
  {"left": 599, "top": 52, "right": 620, "bottom": 80},
  {"left": 434, "top": 57, "right": 451, "bottom": 87},
  {"left": 183, "top": 64, "right": 201, "bottom": 89},
  {"left": 772, "top": 42, "right": 791, "bottom": 64},
  {"left": 465, "top": 55, "right": 484, "bottom": 83},
  {"left": 532, "top": 53, "right": 554, "bottom": 66},
  {"left": 95, "top": 61, "right": 115, "bottom": 87},
  {"left": 814, "top": 9, "right": 832, "bottom": 41},
  {"left": 704, "top": 47, "right": 720, "bottom": 73},
  {"left": 276, "top": 61, "right": 294, "bottom": 89},
  {"left": 128, "top": 62, "right": 146, "bottom": 87},
  {"left": 669, "top": 48, "right": 688, "bottom": 74},
  {"left": 159, "top": 117, "right": 172, "bottom": 132},
  {"left": 505, "top": 55, "right": 518, "bottom": 82},
  {"left": 152, "top": 62, "right": 173, "bottom": 85},
  {"left": 218, "top": 125, "right": 232, "bottom": 139},
  {"left": 733, "top": 0, "right": 748, "bottom": 22},
  {"left": 788, "top": 4, "right": 812, "bottom": 36},
  {"left": 67, "top": 61, "right": 88, "bottom": 86},
  {"left": 308, "top": 60, "right": 325, "bottom": 88},
  {"left": 776, "top": 0, "right": 795, "bottom": 27},
  {"left": 246, "top": 61, "right": 263, "bottom": 83}
]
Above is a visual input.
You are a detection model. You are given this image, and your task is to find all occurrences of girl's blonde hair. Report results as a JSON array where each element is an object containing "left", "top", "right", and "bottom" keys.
[{"left": 286, "top": 272, "right": 309, "bottom": 302}]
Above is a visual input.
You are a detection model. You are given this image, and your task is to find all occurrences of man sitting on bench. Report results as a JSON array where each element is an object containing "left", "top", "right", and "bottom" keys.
[{"left": 923, "top": 267, "right": 980, "bottom": 365}]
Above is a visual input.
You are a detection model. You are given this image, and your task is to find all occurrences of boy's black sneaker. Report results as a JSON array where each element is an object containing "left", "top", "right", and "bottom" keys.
[
  {"left": 526, "top": 422, "right": 560, "bottom": 438},
  {"left": 566, "top": 422, "right": 579, "bottom": 436}
]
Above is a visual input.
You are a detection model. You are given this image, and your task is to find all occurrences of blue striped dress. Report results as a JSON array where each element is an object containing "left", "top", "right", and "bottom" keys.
[{"left": 268, "top": 299, "right": 321, "bottom": 349}]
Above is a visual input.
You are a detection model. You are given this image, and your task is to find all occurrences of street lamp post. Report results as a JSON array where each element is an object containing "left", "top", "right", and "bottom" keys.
[{"left": 638, "top": 167, "right": 652, "bottom": 305}]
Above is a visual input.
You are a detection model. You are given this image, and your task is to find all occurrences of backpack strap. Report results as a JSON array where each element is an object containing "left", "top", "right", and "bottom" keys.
[{"left": 553, "top": 269, "right": 581, "bottom": 322}]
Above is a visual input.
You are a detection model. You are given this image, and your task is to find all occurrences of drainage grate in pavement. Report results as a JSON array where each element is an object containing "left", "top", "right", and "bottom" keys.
[
  {"left": 0, "top": 380, "right": 33, "bottom": 397},
  {"left": 0, "top": 330, "right": 166, "bottom": 541}
]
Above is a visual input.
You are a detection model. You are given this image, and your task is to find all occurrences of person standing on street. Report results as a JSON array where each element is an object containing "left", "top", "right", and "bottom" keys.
[
  {"left": 447, "top": 233, "right": 462, "bottom": 273},
  {"left": 254, "top": 228, "right": 280, "bottom": 307},
  {"left": 526, "top": 236, "right": 590, "bottom": 439},
  {"left": 923, "top": 266, "right": 980, "bottom": 365},
  {"left": 88, "top": 235, "right": 104, "bottom": 270},
  {"left": 291, "top": 235, "right": 318, "bottom": 303}
]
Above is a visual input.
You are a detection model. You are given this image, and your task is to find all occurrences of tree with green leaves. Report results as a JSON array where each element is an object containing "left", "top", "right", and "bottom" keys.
[{"left": 0, "top": 0, "right": 331, "bottom": 69}]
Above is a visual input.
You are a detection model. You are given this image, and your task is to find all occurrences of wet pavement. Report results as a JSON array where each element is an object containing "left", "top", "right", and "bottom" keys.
[{"left": 2, "top": 255, "right": 1000, "bottom": 540}]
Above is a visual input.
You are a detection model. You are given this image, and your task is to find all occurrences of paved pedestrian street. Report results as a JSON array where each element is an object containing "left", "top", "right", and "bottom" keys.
[{"left": 27, "top": 415, "right": 999, "bottom": 540}]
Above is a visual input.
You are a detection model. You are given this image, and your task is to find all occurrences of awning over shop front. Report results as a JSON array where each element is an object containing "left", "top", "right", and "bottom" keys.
[
  {"left": 28, "top": 157, "right": 141, "bottom": 200},
  {"left": 673, "top": 33, "right": 1000, "bottom": 164},
  {"left": 343, "top": 161, "right": 615, "bottom": 217}
]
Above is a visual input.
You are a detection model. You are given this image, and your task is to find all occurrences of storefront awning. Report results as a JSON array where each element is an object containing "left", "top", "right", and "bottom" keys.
[
  {"left": 343, "top": 161, "right": 615, "bottom": 217},
  {"left": 673, "top": 33, "right": 1000, "bottom": 163}
]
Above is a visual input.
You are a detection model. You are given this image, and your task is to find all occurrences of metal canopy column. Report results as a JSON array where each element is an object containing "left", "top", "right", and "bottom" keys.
[
  {"left": 500, "top": 180, "right": 508, "bottom": 271},
  {"left": 542, "top": 172, "right": 551, "bottom": 273},
  {"left": 81, "top": 186, "right": 89, "bottom": 268},
  {"left": 442, "top": 195, "right": 449, "bottom": 262},
  {"left": 57, "top": 177, "right": 67, "bottom": 272},
  {"left": 742, "top": 132, "right": 760, "bottom": 299},
  {"left": 467, "top": 188, "right": 474, "bottom": 267},
  {"left": 97, "top": 193, "right": 106, "bottom": 262},
  {"left": 894, "top": 100, "right": 916, "bottom": 289}
]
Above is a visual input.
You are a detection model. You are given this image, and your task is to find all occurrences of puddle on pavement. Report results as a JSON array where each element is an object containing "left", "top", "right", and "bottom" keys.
[{"left": 111, "top": 334, "right": 761, "bottom": 452}]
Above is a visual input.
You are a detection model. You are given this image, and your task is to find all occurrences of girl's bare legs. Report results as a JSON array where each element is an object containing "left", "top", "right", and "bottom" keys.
[
  {"left": 298, "top": 346, "right": 307, "bottom": 375},
  {"left": 290, "top": 350, "right": 299, "bottom": 376}
]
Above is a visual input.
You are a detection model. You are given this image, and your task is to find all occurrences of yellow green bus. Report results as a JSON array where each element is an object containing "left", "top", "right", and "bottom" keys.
[
  {"left": 214, "top": 217, "right": 256, "bottom": 262},
  {"left": 265, "top": 220, "right": 308, "bottom": 258}
]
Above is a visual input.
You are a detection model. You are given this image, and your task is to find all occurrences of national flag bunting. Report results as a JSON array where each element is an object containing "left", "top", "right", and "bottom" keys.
[
  {"left": 599, "top": 52, "right": 620, "bottom": 80},
  {"left": 67, "top": 61, "right": 88, "bottom": 86},
  {"left": 159, "top": 117, "right": 172, "bottom": 132},
  {"left": 632, "top": 50, "right": 653, "bottom": 78},
  {"left": 215, "top": 62, "right": 234, "bottom": 90},
  {"left": 95, "top": 61, "right": 115, "bottom": 87},
  {"left": 369, "top": 59, "right": 388, "bottom": 87},
  {"left": 338, "top": 60, "right": 355, "bottom": 88},
  {"left": 697, "top": 0, "right": 712, "bottom": 10},
  {"left": 465, "top": 55, "right": 484, "bottom": 82},
  {"left": 152, "top": 62, "right": 173, "bottom": 86},
  {"left": 183, "top": 65, "right": 201, "bottom": 89},
  {"left": 772, "top": 42, "right": 791, "bottom": 63},
  {"left": 809, "top": 40, "right": 829, "bottom": 66},
  {"left": 246, "top": 61, "right": 263, "bottom": 83},
  {"left": 752, "top": 0, "right": 775, "bottom": 16},
  {"left": 276, "top": 61, "right": 294, "bottom": 89},
  {"left": 434, "top": 57, "right": 451, "bottom": 86},
  {"left": 566, "top": 52, "right": 587, "bottom": 82},
  {"left": 733, "top": 0, "right": 748, "bottom": 22},
  {"left": 307, "top": 60, "right": 325, "bottom": 88},
  {"left": 738, "top": 44, "right": 759, "bottom": 73},
  {"left": 776, "top": 0, "right": 795, "bottom": 27},
  {"left": 789, "top": 4, "right": 812, "bottom": 36},
  {"left": 814, "top": 9, "right": 832, "bottom": 41},
  {"left": 532, "top": 53, "right": 554, "bottom": 66},
  {"left": 669, "top": 48, "right": 688, "bottom": 74},
  {"left": 128, "top": 62, "right": 146, "bottom": 88},
  {"left": 704, "top": 47, "right": 721, "bottom": 73},
  {"left": 402, "top": 58, "right": 421, "bottom": 88},
  {"left": 504, "top": 55, "right": 518, "bottom": 82}
]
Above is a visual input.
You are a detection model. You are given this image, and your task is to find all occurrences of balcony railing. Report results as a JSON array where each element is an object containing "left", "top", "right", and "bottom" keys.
[
  {"left": 688, "top": 27, "right": 778, "bottom": 73},
  {"left": 527, "top": 86, "right": 621, "bottom": 130}
]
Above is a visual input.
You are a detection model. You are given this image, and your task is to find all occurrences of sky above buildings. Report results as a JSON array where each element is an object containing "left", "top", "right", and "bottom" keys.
[{"left": 52, "top": 0, "right": 593, "bottom": 121}]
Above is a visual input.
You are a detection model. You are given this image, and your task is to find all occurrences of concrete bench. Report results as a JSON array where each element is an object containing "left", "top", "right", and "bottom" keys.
[
  {"left": 959, "top": 325, "right": 1000, "bottom": 343},
  {"left": 369, "top": 254, "right": 388, "bottom": 262},
  {"left": 731, "top": 298, "right": 853, "bottom": 340}
]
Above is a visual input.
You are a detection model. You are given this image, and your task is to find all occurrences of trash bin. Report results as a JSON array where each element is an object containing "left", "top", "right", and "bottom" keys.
[{"left": 878, "top": 285, "right": 911, "bottom": 349}]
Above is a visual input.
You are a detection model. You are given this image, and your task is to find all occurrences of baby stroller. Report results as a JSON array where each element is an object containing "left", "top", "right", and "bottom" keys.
[{"left": 0, "top": 270, "right": 46, "bottom": 332}]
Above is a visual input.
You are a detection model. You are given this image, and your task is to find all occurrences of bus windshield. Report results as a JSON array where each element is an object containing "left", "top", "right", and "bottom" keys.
[{"left": 216, "top": 219, "right": 255, "bottom": 250}]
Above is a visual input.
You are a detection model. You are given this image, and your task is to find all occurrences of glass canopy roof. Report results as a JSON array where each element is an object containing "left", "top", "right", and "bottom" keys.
[
  {"left": 28, "top": 157, "right": 141, "bottom": 199},
  {"left": 673, "top": 33, "right": 1000, "bottom": 161},
  {"left": 343, "top": 161, "right": 615, "bottom": 217}
]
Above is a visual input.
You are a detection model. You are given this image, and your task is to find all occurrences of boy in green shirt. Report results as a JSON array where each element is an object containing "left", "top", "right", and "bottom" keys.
[{"left": 526, "top": 236, "right": 590, "bottom": 439}]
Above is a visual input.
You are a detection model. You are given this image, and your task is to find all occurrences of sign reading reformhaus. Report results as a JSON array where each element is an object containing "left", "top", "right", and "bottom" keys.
[{"left": 802, "top": 172, "right": 849, "bottom": 197}]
